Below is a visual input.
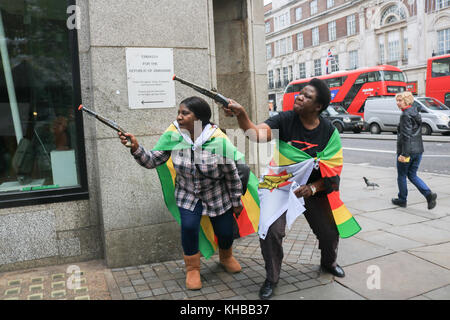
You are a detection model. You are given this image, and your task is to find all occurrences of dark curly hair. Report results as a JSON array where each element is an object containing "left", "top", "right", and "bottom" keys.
[{"left": 308, "top": 78, "right": 331, "bottom": 112}]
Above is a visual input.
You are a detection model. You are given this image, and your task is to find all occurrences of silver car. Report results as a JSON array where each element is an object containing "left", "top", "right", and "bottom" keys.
[
  {"left": 414, "top": 97, "right": 450, "bottom": 135},
  {"left": 364, "top": 96, "right": 450, "bottom": 135}
]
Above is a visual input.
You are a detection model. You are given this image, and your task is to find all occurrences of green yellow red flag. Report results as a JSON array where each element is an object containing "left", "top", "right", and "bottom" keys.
[
  {"left": 152, "top": 124, "right": 260, "bottom": 259},
  {"left": 271, "top": 129, "right": 361, "bottom": 238}
]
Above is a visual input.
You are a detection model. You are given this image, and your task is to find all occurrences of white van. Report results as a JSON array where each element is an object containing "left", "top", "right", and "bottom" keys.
[{"left": 364, "top": 96, "right": 450, "bottom": 135}]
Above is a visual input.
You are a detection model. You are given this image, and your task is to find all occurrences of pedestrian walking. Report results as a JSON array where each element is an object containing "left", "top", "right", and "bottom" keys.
[
  {"left": 391, "top": 91, "right": 437, "bottom": 209},
  {"left": 118, "top": 96, "right": 259, "bottom": 290},
  {"left": 223, "top": 78, "right": 360, "bottom": 300}
]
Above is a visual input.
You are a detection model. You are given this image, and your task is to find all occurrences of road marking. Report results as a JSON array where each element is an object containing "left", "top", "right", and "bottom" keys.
[
  {"left": 343, "top": 147, "right": 395, "bottom": 154},
  {"left": 343, "top": 147, "right": 450, "bottom": 157},
  {"left": 422, "top": 155, "right": 450, "bottom": 158}
]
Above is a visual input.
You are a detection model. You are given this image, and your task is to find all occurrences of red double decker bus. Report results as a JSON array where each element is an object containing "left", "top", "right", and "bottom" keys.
[
  {"left": 282, "top": 65, "right": 407, "bottom": 117},
  {"left": 426, "top": 54, "right": 450, "bottom": 107}
]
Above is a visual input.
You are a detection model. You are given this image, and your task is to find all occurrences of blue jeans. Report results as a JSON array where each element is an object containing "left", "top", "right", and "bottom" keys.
[
  {"left": 179, "top": 201, "right": 234, "bottom": 256},
  {"left": 396, "top": 153, "right": 431, "bottom": 203}
]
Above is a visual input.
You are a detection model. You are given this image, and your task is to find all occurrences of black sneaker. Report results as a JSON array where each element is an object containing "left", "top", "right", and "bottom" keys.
[
  {"left": 426, "top": 192, "right": 437, "bottom": 210},
  {"left": 391, "top": 198, "right": 407, "bottom": 208}
]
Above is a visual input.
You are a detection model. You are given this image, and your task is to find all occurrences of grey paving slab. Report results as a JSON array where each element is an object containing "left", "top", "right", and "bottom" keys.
[
  {"left": 408, "top": 295, "right": 432, "bottom": 300},
  {"left": 345, "top": 207, "right": 365, "bottom": 216},
  {"left": 423, "top": 284, "right": 450, "bottom": 300},
  {"left": 341, "top": 164, "right": 395, "bottom": 180},
  {"left": 346, "top": 197, "right": 398, "bottom": 212},
  {"left": 385, "top": 223, "right": 450, "bottom": 245},
  {"left": 273, "top": 281, "right": 365, "bottom": 300},
  {"left": 355, "top": 230, "right": 425, "bottom": 251},
  {"left": 335, "top": 252, "right": 450, "bottom": 300},
  {"left": 422, "top": 218, "right": 450, "bottom": 232},
  {"left": 350, "top": 216, "right": 392, "bottom": 233},
  {"left": 337, "top": 237, "right": 393, "bottom": 267},
  {"left": 425, "top": 181, "right": 450, "bottom": 196},
  {"left": 339, "top": 190, "right": 381, "bottom": 203},
  {"left": 403, "top": 202, "right": 450, "bottom": 219},
  {"left": 408, "top": 242, "right": 450, "bottom": 269},
  {"left": 360, "top": 209, "right": 429, "bottom": 226}
]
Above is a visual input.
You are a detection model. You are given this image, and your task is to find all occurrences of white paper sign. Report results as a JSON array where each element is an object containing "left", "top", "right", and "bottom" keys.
[{"left": 126, "top": 48, "right": 175, "bottom": 109}]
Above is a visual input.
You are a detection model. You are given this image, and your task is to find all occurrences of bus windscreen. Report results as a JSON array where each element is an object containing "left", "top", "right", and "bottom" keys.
[
  {"left": 382, "top": 71, "right": 405, "bottom": 82},
  {"left": 431, "top": 57, "right": 450, "bottom": 78}
]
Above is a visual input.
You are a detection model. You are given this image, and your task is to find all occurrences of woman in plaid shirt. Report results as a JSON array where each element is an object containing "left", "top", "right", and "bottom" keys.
[{"left": 118, "top": 97, "right": 243, "bottom": 290}]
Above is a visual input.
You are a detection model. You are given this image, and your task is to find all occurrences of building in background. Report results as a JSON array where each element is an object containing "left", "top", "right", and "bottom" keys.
[
  {"left": 265, "top": 0, "right": 450, "bottom": 109},
  {"left": 0, "top": 0, "right": 267, "bottom": 272}
]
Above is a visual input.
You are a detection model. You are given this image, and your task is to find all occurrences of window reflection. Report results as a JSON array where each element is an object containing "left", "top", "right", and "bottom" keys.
[{"left": 0, "top": 2, "right": 80, "bottom": 193}]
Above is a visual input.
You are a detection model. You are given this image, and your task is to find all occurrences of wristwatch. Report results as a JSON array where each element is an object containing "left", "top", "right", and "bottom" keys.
[{"left": 308, "top": 184, "right": 317, "bottom": 196}]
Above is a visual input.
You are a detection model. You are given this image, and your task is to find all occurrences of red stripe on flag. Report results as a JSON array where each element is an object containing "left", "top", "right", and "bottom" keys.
[
  {"left": 235, "top": 207, "right": 256, "bottom": 237},
  {"left": 320, "top": 164, "right": 343, "bottom": 177},
  {"left": 327, "top": 190, "right": 343, "bottom": 211}
]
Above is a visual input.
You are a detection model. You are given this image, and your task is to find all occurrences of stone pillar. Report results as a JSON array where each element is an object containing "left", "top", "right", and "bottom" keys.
[
  {"left": 82, "top": 0, "right": 266, "bottom": 268},
  {"left": 213, "top": 0, "right": 268, "bottom": 170}
]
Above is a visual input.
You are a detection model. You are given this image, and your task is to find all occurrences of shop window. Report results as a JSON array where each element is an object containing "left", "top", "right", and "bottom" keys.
[{"left": 0, "top": 1, "right": 87, "bottom": 207}]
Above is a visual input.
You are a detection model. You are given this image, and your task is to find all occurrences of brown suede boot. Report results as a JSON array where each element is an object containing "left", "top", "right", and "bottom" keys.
[
  {"left": 219, "top": 247, "right": 242, "bottom": 273},
  {"left": 183, "top": 252, "right": 202, "bottom": 290}
]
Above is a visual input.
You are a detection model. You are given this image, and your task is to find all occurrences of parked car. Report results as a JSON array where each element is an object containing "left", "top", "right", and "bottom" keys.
[
  {"left": 414, "top": 97, "right": 450, "bottom": 135},
  {"left": 321, "top": 104, "right": 368, "bottom": 133},
  {"left": 364, "top": 96, "right": 450, "bottom": 135}
]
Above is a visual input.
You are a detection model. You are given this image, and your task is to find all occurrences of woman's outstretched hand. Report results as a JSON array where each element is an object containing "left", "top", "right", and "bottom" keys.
[{"left": 118, "top": 132, "right": 139, "bottom": 153}]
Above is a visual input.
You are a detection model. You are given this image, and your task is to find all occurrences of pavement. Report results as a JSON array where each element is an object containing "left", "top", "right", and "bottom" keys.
[{"left": 1, "top": 162, "right": 450, "bottom": 300}]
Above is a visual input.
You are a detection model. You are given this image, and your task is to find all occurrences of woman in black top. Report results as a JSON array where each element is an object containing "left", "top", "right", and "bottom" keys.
[{"left": 224, "top": 78, "right": 344, "bottom": 300}]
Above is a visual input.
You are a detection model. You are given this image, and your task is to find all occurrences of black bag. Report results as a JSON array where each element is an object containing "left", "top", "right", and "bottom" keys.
[{"left": 235, "top": 162, "right": 250, "bottom": 194}]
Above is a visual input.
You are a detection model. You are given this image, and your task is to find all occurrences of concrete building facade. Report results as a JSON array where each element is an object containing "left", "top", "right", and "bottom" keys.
[
  {"left": 0, "top": 0, "right": 267, "bottom": 272},
  {"left": 264, "top": 0, "right": 450, "bottom": 109}
]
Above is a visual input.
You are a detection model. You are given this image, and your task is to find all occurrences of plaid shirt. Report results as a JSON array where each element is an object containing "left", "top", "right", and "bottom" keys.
[{"left": 132, "top": 145, "right": 242, "bottom": 217}]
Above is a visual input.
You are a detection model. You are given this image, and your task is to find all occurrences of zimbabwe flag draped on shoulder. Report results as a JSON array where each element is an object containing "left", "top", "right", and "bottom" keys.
[
  {"left": 316, "top": 129, "right": 361, "bottom": 238},
  {"left": 264, "top": 128, "right": 361, "bottom": 239},
  {"left": 152, "top": 123, "right": 260, "bottom": 259}
]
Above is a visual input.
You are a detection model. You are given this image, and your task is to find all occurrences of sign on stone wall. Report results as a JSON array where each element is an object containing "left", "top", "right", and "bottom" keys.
[{"left": 126, "top": 48, "right": 175, "bottom": 109}]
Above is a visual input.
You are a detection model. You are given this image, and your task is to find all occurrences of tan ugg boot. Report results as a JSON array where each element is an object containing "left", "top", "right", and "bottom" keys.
[
  {"left": 183, "top": 252, "right": 202, "bottom": 290},
  {"left": 219, "top": 247, "right": 242, "bottom": 273}
]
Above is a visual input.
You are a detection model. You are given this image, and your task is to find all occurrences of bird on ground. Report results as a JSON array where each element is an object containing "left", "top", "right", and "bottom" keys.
[{"left": 363, "top": 177, "right": 379, "bottom": 189}]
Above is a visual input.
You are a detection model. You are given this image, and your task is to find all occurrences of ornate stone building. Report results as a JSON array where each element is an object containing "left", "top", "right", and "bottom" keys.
[{"left": 265, "top": 0, "right": 450, "bottom": 109}]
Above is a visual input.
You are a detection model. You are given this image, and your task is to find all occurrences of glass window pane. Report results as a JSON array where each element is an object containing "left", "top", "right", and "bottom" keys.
[
  {"left": 0, "top": 2, "right": 81, "bottom": 194},
  {"left": 431, "top": 57, "right": 450, "bottom": 77}
]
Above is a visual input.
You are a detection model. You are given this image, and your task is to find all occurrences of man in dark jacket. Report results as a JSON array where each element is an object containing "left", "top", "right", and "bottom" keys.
[{"left": 392, "top": 91, "right": 437, "bottom": 210}]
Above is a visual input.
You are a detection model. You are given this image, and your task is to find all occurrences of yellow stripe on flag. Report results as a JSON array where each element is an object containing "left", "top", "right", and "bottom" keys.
[
  {"left": 166, "top": 124, "right": 178, "bottom": 133},
  {"left": 241, "top": 191, "right": 260, "bottom": 231},
  {"left": 321, "top": 149, "right": 343, "bottom": 168},
  {"left": 167, "top": 157, "right": 176, "bottom": 185},
  {"left": 200, "top": 216, "right": 218, "bottom": 251},
  {"left": 211, "top": 127, "right": 228, "bottom": 139},
  {"left": 332, "top": 204, "right": 353, "bottom": 225},
  {"left": 273, "top": 150, "right": 297, "bottom": 166}
]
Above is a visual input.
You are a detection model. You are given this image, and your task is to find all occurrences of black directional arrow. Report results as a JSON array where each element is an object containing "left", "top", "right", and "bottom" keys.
[{"left": 141, "top": 100, "right": 164, "bottom": 104}]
